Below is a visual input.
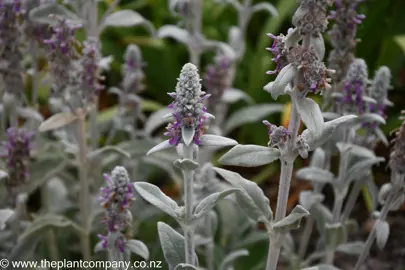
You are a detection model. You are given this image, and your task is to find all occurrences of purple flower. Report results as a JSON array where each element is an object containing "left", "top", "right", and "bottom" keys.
[
  {"left": 389, "top": 111, "right": 405, "bottom": 174},
  {"left": 164, "top": 63, "right": 211, "bottom": 146},
  {"left": 203, "top": 54, "right": 232, "bottom": 107},
  {"left": 80, "top": 37, "right": 104, "bottom": 102},
  {"left": 263, "top": 120, "right": 290, "bottom": 148},
  {"left": 43, "top": 16, "right": 81, "bottom": 98},
  {"left": 327, "top": 0, "right": 365, "bottom": 84},
  {"left": 266, "top": 33, "right": 289, "bottom": 75},
  {"left": 0, "top": 0, "right": 24, "bottom": 98},
  {"left": 98, "top": 166, "right": 134, "bottom": 252},
  {"left": 122, "top": 44, "right": 146, "bottom": 96},
  {"left": 0, "top": 127, "right": 33, "bottom": 188},
  {"left": 339, "top": 58, "right": 368, "bottom": 115}
]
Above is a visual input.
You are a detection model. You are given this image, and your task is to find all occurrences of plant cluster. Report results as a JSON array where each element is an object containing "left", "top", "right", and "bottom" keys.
[{"left": 0, "top": 0, "right": 403, "bottom": 270}]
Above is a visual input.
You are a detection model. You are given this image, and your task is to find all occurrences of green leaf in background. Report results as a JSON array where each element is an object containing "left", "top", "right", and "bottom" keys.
[{"left": 394, "top": 35, "right": 405, "bottom": 55}]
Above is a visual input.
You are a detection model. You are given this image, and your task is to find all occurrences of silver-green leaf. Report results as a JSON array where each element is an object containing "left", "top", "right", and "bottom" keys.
[
  {"left": 38, "top": 111, "right": 78, "bottom": 132},
  {"left": 0, "top": 209, "right": 14, "bottom": 230},
  {"left": 296, "top": 167, "right": 334, "bottom": 184},
  {"left": 173, "top": 159, "right": 199, "bottom": 171},
  {"left": 272, "top": 205, "right": 310, "bottom": 234},
  {"left": 375, "top": 220, "right": 389, "bottom": 250},
  {"left": 102, "top": 10, "right": 154, "bottom": 34},
  {"left": 219, "top": 249, "right": 249, "bottom": 270},
  {"left": 219, "top": 144, "right": 280, "bottom": 167},
  {"left": 194, "top": 189, "right": 240, "bottom": 220},
  {"left": 127, "top": 239, "right": 150, "bottom": 260},
  {"left": 134, "top": 182, "right": 179, "bottom": 219},
  {"left": 146, "top": 140, "right": 174, "bottom": 155},
  {"left": 29, "top": 3, "right": 81, "bottom": 25},
  {"left": 199, "top": 134, "right": 238, "bottom": 148},
  {"left": 296, "top": 97, "right": 324, "bottom": 138},
  {"left": 213, "top": 167, "right": 273, "bottom": 223},
  {"left": 224, "top": 104, "right": 283, "bottom": 133}
]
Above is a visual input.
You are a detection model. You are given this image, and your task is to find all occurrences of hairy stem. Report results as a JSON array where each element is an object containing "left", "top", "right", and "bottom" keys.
[
  {"left": 76, "top": 110, "right": 91, "bottom": 262},
  {"left": 183, "top": 144, "right": 196, "bottom": 265},
  {"left": 205, "top": 214, "right": 214, "bottom": 270},
  {"left": 354, "top": 192, "right": 394, "bottom": 270},
  {"left": 266, "top": 97, "right": 301, "bottom": 270},
  {"left": 47, "top": 230, "right": 59, "bottom": 261}
]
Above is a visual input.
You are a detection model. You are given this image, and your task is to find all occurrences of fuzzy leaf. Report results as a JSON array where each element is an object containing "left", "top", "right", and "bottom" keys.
[
  {"left": 336, "top": 241, "right": 365, "bottom": 255},
  {"left": 224, "top": 104, "right": 283, "bottom": 133},
  {"left": 213, "top": 167, "right": 273, "bottom": 222},
  {"left": 102, "top": 10, "right": 154, "bottom": 33},
  {"left": 38, "top": 112, "right": 78, "bottom": 132},
  {"left": 134, "top": 182, "right": 179, "bottom": 219},
  {"left": 310, "top": 148, "right": 326, "bottom": 168},
  {"left": 346, "top": 157, "right": 385, "bottom": 182},
  {"left": 356, "top": 113, "right": 386, "bottom": 125},
  {"left": 0, "top": 170, "right": 8, "bottom": 180},
  {"left": 29, "top": 3, "right": 81, "bottom": 25},
  {"left": 296, "top": 167, "right": 334, "bottom": 184},
  {"left": 219, "top": 144, "right": 280, "bottom": 167},
  {"left": 146, "top": 140, "right": 174, "bottom": 155},
  {"left": 17, "top": 107, "right": 44, "bottom": 122},
  {"left": 144, "top": 107, "right": 173, "bottom": 135},
  {"left": 157, "top": 25, "right": 189, "bottom": 44},
  {"left": 272, "top": 205, "right": 310, "bottom": 234},
  {"left": 222, "top": 88, "right": 254, "bottom": 104},
  {"left": 174, "top": 264, "right": 198, "bottom": 270},
  {"left": 270, "top": 64, "right": 296, "bottom": 100},
  {"left": 219, "top": 249, "right": 249, "bottom": 270},
  {"left": 127, "top": 239, "right": 150, "bottom": 260},
  {"left": 8, "top": 215, "right": 71, "bottom": 261},
  {"left": 173, "top": 159, "right": 199, "bottom": 171},
  {"left": 252, "top": 2, "right": 278, "bottom": 16},
  {"left": 299, "top": 191, "right": 324, "bottom": 211},
  {"left": 199, "top": 134, "right": 238, "bottom": 147},
  {"left": 87, "top": 145, "right": 131, "bottom": 160},
  {"left": 311, "top": 34, "right": 325, "bottom": 60},
  {"left": 374, "top": 127, "right": 389, "bottom": 146},
  {"left": 296, "top": 97, "right": 324, "bottom": 138},
  {"left": 302, "top": 115, "right": 357, "bottom": 151},
  {"left": 0, "top": 209, "right": 14, "bottom": 230},
  {"left": 336, "top": 143, "right": 376, "bottom": 159},
  {"left": 182, "top": 126, "right": 195, "bottom": 146},
  {"left": 375, "top": 220, "right": 389, "bottom": 250},
  {"left": 158, "top": 222, "right": 195, "bottom": 270},
  {"left": 194, "top": 189, "right": 240, "bottom": 220}
]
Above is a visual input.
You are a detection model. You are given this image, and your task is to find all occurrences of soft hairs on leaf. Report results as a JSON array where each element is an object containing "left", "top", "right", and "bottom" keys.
[{"left": 218, "top": 144, "right": 280, "bottom": 167}]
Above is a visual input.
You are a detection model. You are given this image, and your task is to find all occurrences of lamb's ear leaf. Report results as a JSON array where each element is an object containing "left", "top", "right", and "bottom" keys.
[
  {"left": 219, "top": 249, "right": 249, "bottom": 270},
  {"left": 29, "top": 3, "right": 81, "bottom": 25},
  {"left": 336, "top": 241, "right": 365, "bottom": 255},
  {"left": 295, "top": 97, "right": 324, "bottom": 138},
  {"left": 0, "top": 209, "right": 14, "bottom": 230},
  {"left": 222, "top": 88, "right": 254, "bottom": 104},
  {"left": 272, "top": 205, "right": 310, "bottom": 234},
  {"left": 127, "top": 239, "right": 150, "bottom": 260},
  {"left": 193, "top": 189, "right": 240, "bottom": 220},
  {"left": 182, "top": 127, "right": 195, "bottom": 146},
  {"left": 146, "top": 140, "right": 174, "bottom": 155},
  {"left": 296, "top": 167, "right": 334, "bottom": 184},
  {"left": 144, "top": 108, "right": 173, "bottom": 135},
  {"left": 224, "top": 104, "right": 283, "bottom": 133},
  {"left": 157, "top": 25, "right": 190, "bottom": 45},
  {"left": 375, "top": 220, "right": 390, "bottom": 250},
  {"left": 174, "top": 264, "right": 198, "bottom": 270},
  {"left": 218, "top": 144, "right": 280, "bottom": 167},
  {"left": 302, "top": 265, "right": 341, "bottom": 270},
  {"left": 213, "top": 167, "right": 273, "bottom": 222},
  {"left": 345, "top": 157, "right": 385, "bottom": 182},
  {"left": 101, "top": 10, "right": 155, "bottom": 34},
  {"left": 38, "top": 112, "right": 78, "bottom": 132},
  {"left": 158, "top": 222, "right": 197, "bottom": 270},
  {"left": 199, "top": 135, "right": 238, "bottom": 148},
  {"left": 302, "top": 115, "right": 357, "bottom": 151},
  {"left": 270, "top": 64, "right": 297, "bottom": 100},
  {"left": 8, "top": 215, "right": 72, "bottom": 262},
  {"left": 133, "top": 182, "right": 179, "bottom": 219}
]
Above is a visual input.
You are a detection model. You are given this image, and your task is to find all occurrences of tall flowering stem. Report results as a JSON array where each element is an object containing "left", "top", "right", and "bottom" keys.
[
  {"left": 265, "top": 0, "right": 333, "bottom": 269},
  {"left": 0, "top": 127, "right": 33, "bottom": 202},
  {"left": 326, "top": 0, "right": 365, "bottom": 105},
  {"left": 0, "top": 0, "right": 24, "bottom": 127},
  {"left": 355, "top": 111, "right": 405, "bottom": 269},
  {"left": 166, "top": 63, "right": 210, "bottom": 265},
  {"left": 98, "top": 166, "right": 135, "bottom": 257}
]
